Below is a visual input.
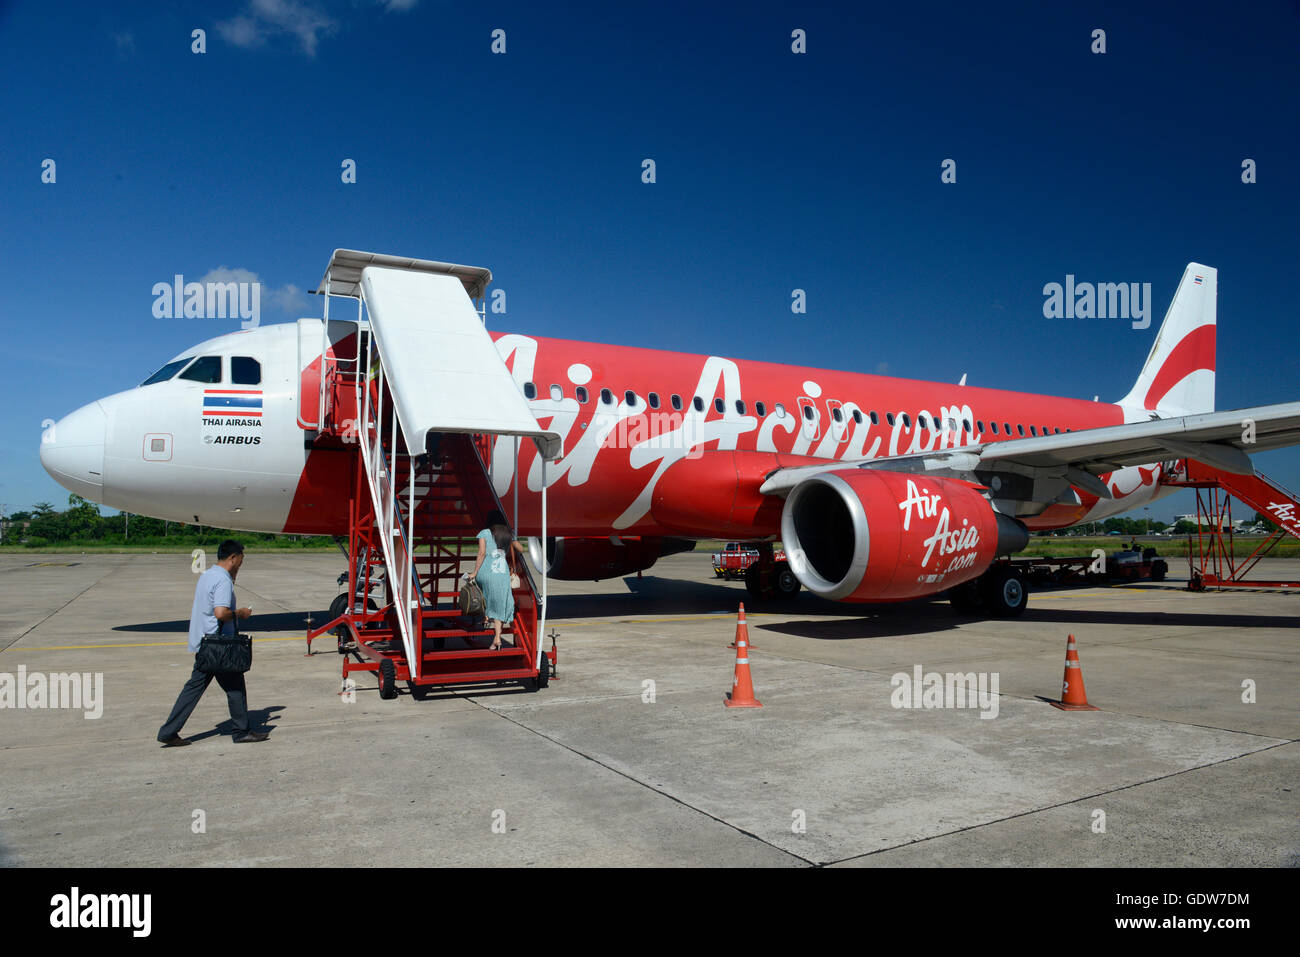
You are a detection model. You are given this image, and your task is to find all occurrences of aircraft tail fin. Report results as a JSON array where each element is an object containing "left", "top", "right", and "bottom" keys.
[{"left": 1118, "top": 263, "right": 1216, "bottom": 416}]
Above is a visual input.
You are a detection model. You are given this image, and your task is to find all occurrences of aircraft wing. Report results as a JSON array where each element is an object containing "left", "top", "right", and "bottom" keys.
[{"left": 757, "top": 401, "right": 1300, "bottom": 501}]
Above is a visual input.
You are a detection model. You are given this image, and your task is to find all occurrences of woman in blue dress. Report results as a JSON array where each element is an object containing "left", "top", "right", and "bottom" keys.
[{"left": 469, "top": 510, "right": 519, "bottom": 650}]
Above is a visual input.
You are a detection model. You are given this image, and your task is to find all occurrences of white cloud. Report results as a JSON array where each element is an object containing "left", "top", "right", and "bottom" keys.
[
  {"left": 215, "top": 16, "right": 266, "bottom": 50},
  {"left": 199, "top": 266, "right": 260, "bottom": 286},
  {"left": 267, "top": 283, "right": 309, "bottom": 314},
  {"left": 216, "top": 0, "right": 338, "bottom": 57},
  {"left": 214, "top": 0, "right": 418, "bottom": 55},
  {"left": 198, "top": 268, "right": 309, "bottom": 316}
]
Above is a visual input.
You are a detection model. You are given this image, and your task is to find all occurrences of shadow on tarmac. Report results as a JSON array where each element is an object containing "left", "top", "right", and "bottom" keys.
[
  {"left": 178, "top": 705, "right": 285, "bottom": 742},
  {"left": 544, "top": 575, "right": 852, "bottom": 619},
  {"left": 763, "top": 602, "right": 1299, "bottom": 642},
  {"left": 113, "top": 611, "right": 333, "bottom": 634},
  {"left": 1013, "top": 607, "right": 1300, "bottom": 632},
  {"left": 107, "top": 576, "right": 1299, "bottom": 642},
  {"left": 760, "top": 606, "right": 959, "bottom": 641}
]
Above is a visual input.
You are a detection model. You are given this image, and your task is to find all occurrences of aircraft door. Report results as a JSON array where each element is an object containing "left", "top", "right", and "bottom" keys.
[
  {"left": 298, "top": 318, "right": 361, "bottom": 431},
  {"left": 826, "top": 399, "right": 848, "bottom": 443},
  {"left": 796, "top": 396, "right": 820, "bottom": 441}
]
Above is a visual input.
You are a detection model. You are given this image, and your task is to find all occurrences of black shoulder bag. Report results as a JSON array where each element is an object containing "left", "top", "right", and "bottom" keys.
[{"left": 196, "top": 633, "right": 253, "bottom": 674}]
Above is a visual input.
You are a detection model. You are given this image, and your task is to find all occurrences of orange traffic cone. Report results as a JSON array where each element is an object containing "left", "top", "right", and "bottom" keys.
[
  {"left": 725, "top": 605, "right": 763, "bottom": 708},
  {"left": 1050, "top": 634, "right": 1099, "bottom": 711},
  {"left": 728, "top": 603, "right": 756, "bottom": 649}
]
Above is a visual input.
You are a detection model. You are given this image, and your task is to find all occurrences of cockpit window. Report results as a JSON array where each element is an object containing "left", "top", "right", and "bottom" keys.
[
  {"left": 178, "top": 355, "right": 223, "bottom": 383},
  {"left": 141, "top": 357, "right": 194, "bottom": 386},
  {"left": 231, "top": 356, "right": 261, "bottom": 385}
]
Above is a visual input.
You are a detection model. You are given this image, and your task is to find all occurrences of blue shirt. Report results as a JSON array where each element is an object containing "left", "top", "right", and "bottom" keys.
[{"left": 189, "top": 564, "right": 236, "bottom": 653}]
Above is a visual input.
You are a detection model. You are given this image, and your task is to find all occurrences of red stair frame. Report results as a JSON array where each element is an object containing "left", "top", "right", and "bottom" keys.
[
  {"left": 1162, "top": 459, "right": 1300, "bottom": 591},
  {"left": 306, "top": 361, "right": 555, "bottom": 697}
]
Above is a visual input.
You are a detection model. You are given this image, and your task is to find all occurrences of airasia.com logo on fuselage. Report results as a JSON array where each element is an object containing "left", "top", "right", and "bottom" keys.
[
  {"left": 899, "top": 479, "right": 980, "bottom": 570},
  {"left": 488, "top": 333, "right": 1158, "bottom": 533}
]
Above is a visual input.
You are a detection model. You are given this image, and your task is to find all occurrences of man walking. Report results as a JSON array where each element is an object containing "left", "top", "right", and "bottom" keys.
[{"left": 158, "top": 539, "right": 268, "bottom": 745}]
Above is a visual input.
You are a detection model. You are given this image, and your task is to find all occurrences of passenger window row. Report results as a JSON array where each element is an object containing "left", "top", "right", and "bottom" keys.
[{"left": 518, "top": 381, "right": 1070, "bottom": 438}]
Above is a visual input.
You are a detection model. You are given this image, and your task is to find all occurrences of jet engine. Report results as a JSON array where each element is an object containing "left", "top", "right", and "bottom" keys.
[
  {"left": 780, "top": 469, "right": 1028, "bottom": 602},
  {"left": 527, "top": 536, "right": 696, "bottom": 581}
]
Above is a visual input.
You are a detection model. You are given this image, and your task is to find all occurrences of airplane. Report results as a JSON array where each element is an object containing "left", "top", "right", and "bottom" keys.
[{"left": 39, "top": 259, "right": 1300, "bottom": 617}]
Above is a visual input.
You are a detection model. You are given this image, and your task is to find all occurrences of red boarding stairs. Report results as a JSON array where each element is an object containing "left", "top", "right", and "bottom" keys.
[
  {"left": 1162, "top": 459, "right": 1300, "bottom": 591},
  {"left": 306, "top": 380, "right": 553, "bottom": 698},
  {"left": 303, "top": 250, "right": 556, "bottom": 699}
]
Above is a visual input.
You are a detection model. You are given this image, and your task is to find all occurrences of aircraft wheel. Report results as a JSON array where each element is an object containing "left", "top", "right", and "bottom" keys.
[
  {"left": 773, "top": 561, "right": 801, "bottom": 599},
  {"left": 982, "top": 566, "right": 1028, "bottom": 617},
  {"left": 329, "top": 593, "right": 350, "bottom": 644},
  {"left": 378, "top": 658, "right": 398, "bottom": 699},
  {"left": 332, "top": 594, "right": 379, "bottom": 644}
]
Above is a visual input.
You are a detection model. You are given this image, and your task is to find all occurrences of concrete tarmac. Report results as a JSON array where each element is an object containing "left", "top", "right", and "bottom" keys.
[{"left": 1, "top": 550, "right": 1296, "bottom": 867}]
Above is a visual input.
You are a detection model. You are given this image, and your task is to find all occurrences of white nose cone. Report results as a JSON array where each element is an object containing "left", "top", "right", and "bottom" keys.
[{"left": 40, "top": 401, "right": 107, "bottom": 499}]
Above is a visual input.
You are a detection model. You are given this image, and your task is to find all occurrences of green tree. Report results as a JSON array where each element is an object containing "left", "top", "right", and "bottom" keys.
[
  {"left": 27, "top": 508, "right": 67, "bottom": 541},
  {"left": 65, "top": 494, "right": 103, "bottom": 539},
  {"left": 131, "top": 514, "right": 166, "bottom": 536}
]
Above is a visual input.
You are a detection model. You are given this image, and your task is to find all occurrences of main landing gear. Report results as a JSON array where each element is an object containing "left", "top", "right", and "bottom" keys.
[
  {"left": 948, "top": 562, "right": 1028, "bottom": 617},
  {"left": 743, "top": 543, "right": 802, "bottom": 602}
]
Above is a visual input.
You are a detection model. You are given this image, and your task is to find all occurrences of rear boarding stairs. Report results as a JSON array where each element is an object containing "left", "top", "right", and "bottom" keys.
[
  {"left": 303, "top": 250, "right": 563, "bottom": 699},
  {"left": 1163, "top": 458, "right": 1300, "bottom": 591}
]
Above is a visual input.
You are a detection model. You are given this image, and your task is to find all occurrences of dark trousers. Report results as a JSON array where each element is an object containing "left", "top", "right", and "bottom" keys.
[{"left": 159, "top": 657, "right": 249, "bottom": 738}]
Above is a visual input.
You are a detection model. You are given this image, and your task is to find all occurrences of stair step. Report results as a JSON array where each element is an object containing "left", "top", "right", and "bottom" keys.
[
  {"left": 419, "top": 646, "right": 528, "bottom": 661},
  {"left": 424, "top": 625, "right": 515, "bottom": 636},
  {"left": 410, "top": 667, "right": 538, "bottom": 685}
]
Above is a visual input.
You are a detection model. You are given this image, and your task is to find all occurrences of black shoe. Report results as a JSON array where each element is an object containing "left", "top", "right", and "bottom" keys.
[
  {"left": 158, "top": 734, "right": 190, "bottom": 748},
  {"left": 233, "top": 731, "right": 269, "bottom": 743}
]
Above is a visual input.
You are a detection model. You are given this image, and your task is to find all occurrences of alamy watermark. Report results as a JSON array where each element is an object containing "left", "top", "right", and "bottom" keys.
[
  {"left": 1042, "top": 275, "right": 1152, "bottom": 329},
  {"left": 890, "top": 664, "right": 999, "bottom": 719},
  {"left": 152, "top": 274, "right": 260, "bottom": 328},
  {"left": 49, "top": 887, "right": 150, "bottom": 937},
  {"left": 0, "top": 667, "right": 103, "bottom": 718},
  {"left": 599, "top": 411, "right": 706, "bottom": 459}
]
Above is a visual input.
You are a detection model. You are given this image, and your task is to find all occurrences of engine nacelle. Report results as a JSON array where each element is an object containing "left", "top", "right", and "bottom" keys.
[
  {"left": 527, "top": 536, "right": 695, "bottom": 581},
  {"left": 781, "top": 470, "right": 1027, "bottom": 602}
]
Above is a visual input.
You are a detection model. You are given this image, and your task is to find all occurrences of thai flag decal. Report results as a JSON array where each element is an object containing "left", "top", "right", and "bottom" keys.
[
  {"left": 1193, "top": 275, "right": 1203, "bottom": 285},
  {"left": 203, "top": 389, "right": 262, "bottom": 417}
]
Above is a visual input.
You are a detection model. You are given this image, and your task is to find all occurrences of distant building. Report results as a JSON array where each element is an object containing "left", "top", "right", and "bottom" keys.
[{"left": 1173, "top": 514, "right": 1254, "bottom": 532}]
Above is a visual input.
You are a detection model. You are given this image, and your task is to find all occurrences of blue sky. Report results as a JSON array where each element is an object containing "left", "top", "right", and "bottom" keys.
[{"left": 2, "top": 0, "right": 1298, "bottom": 521}]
